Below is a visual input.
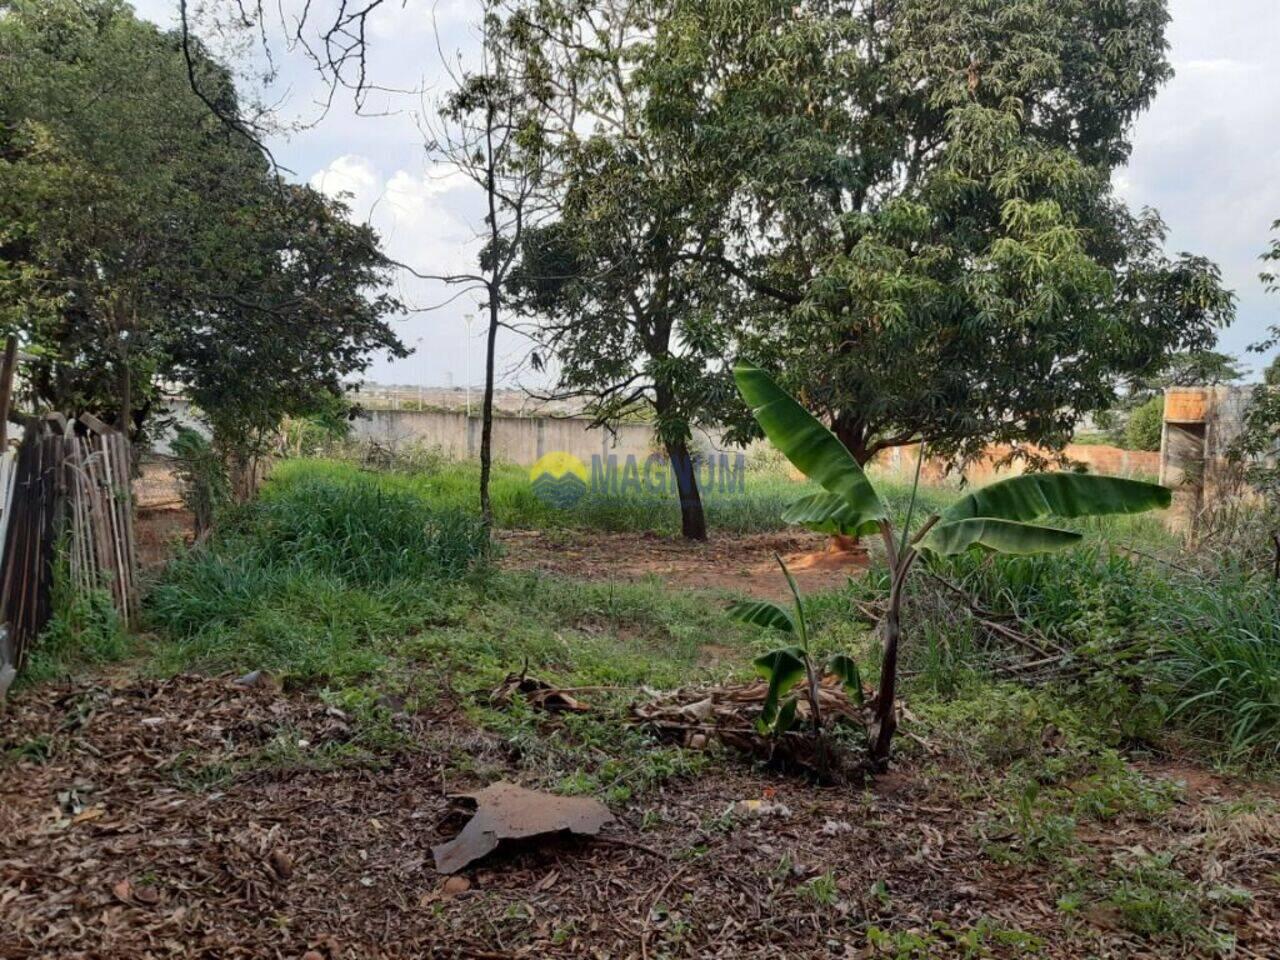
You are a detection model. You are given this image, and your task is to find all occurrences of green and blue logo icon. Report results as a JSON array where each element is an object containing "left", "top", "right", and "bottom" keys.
[
  {"left": 529, "top": 451, "right": 590, "bottom": 508},
  {"left": 531, "top": 449, "right": 748, "bottom": 508}
]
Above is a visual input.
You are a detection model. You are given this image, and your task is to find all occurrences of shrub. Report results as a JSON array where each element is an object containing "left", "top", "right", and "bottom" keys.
[
  {"left": 171, "top": 427, "right": 231, "bottom": 538},
  {"left": 1125, "top": 396, "right": 1164, "bottom": 452}
]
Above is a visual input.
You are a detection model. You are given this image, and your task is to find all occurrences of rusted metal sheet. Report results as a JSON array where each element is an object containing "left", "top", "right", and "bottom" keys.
[
  {"left": 432, "top": 781, "right": 615, "bottom": 874},
  {"left": 1164, "top": 389, "right": 1208, "bottom": 423}
]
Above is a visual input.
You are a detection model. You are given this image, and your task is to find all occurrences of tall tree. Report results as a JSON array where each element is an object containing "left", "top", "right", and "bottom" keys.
[
  {"left": 0, "top": 0, "right": 404, "bottom": 467},
  {"left": 414, "top": 2, "right": 556, "bottom": 530},
  {"left": 507, "top": 0, "right": 737, "bottom": 541},
  {"left": 648, "top": 0, "right": 1234, "bottom": 469}
]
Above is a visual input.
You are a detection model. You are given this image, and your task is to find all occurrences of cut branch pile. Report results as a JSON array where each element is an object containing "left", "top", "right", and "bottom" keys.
[{"left": 632, "top": 678, "right": 873, "bottom": 779}]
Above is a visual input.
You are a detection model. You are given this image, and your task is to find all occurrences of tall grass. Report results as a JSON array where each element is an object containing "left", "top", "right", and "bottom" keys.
[
  {"left": 271, "top": 454, "right": 962, "bottom": 537},
  {"left": 146, "top": 472, "right": 487, "bottom": 682},
  {"left": 917, "top": 524, "right": 1280, "bottom": 765}
]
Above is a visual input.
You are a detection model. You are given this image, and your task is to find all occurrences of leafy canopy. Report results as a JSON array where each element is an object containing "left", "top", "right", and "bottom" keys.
[
  {"left": 652, "top": 0, "right": 1233, "bottom": 465},
  {"left": 0, "top": 0, "right": 404, "bottom": 452}
]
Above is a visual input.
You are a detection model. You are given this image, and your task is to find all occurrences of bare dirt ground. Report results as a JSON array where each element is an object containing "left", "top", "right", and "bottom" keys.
[
  {"left": 3, "top": 674, "right": 1277, "bottom": 959},
  {"left": 498, "top": 530, "right": 870, "bottom": 600},
  {"left": 134, "top": 460, "right": 193, "bottom": 571}
]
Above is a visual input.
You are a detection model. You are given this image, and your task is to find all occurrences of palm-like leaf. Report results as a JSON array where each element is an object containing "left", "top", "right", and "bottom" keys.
[
  {"left": 752, "top": 646, "right": 807, "bottom": 730},
  {"left": 734, "top": 363, "right": 887, "bottom": 531},
  {"left": 920, "top": 517, "right": 1083, "bottom": 556},
  {"left": 727, "top": 599, "right": 795, "bottom": 634},
  {"left": 944, "top": 473, "right": 1170, "bottom": 523},
  {"left": 783, "top": 491, "right": 882, "bottom": 537},
  {"left": 826, "top": 653, "right": 864, "bottom": 705}
]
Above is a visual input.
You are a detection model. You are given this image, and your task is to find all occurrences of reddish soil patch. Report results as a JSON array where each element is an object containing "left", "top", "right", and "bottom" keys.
[
  {"left": 3, "top": 674, "right": 1277, "bottom": 959},
  {"left": 498, "top": 529, "right": 869, "bottom": 600}
]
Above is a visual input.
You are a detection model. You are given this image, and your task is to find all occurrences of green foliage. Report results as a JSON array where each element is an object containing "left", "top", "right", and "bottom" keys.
[
  {"left": 734, "top": 362, "right": 1170, "bottom": 763},
  {"left": 504, "top": 2, "right": 736, "bottom": 539},
  {"left": 230, "top": 476, "right": 489, "bottom": 586},
  {"left": 922, "top": 518, "right": 1082, "bottom": 556},
  {"left": 658, "top": 0, "right": 1232, "bottom": 467},
  {"left": 750, "top": 646, "right": 806, "bottom": 733},
  {"left": 921, "top": 533, "right": 1280, "bottom": 763},
  {"left": 729, "top": 555, "right": 870, "bottom": 755},
  {"left": 943, "top": 474, "right": 1172, "bottom": 523},
  {"left": 925, "top": 473, "right": 1171, "bottom": 555},
  {"left": 0, "top": 0, "right": 403, "bottom": 450},
  {"left": 274, "top": 450, "right": 849, "bottom": 537},
  {"left": 735, "top": 362, "right": 886, "bottom": 535},
  {"left": 826, "top": 654, "right": 864, "bottom": 705},
  {"left": 1125, "top": 396, "right": 1165, "bottom": 452},
  {"left": 170, "top": 427, "right": 230, "bottom": 537},
  {"left": 725, "top": 599, "right": 795, "bottom": 634},
  {"left": 24, "top": 588, "right": 128, "bottom": 685}
]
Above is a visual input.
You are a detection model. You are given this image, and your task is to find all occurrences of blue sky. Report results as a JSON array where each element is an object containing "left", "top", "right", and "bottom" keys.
[{"left": 135, "top": 0, "right": 1280, "bottom": 388}]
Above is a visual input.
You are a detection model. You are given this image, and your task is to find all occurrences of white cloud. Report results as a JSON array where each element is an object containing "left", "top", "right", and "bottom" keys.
[
  {"left": 305, "top": 153, "right": 534, "bottom": 388},
  {"left": 1175, "top": 58, "right": 1259, "bottom": 76}
]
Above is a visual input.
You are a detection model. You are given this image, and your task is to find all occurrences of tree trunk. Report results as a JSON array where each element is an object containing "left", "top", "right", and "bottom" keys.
[
  {"left": 832, "top": 418, "right": 872, "bottom": 468},
  {"left": 666, "top": 438, "right": 707, "bottom": 541},
  {"left": 119, "top": 351, "right": 132, "bottom": 443},
  {"left": 478, "top": 289, "right": 500, "bottom": 530},
  {"left": 871, "top": 552, "right": 912, "bottom": 768}
]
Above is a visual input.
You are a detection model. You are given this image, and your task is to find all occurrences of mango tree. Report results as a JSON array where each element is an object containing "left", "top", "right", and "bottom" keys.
[{"left": 734, "top": 362, "right": 1171, "bottom": 768}]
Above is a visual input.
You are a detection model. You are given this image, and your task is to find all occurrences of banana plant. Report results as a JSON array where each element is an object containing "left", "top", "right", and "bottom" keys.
[
  {"left": 734, "top": 362, "right": 1171, "bottom": 768},
  {"left": 728, "top": 555, "right": 864, "bottom": 739}
]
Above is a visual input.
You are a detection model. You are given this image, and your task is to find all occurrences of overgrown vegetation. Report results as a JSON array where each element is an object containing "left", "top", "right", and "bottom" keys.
[{"left": 734, "top": 361, "right": 1171, "bottom": 767}]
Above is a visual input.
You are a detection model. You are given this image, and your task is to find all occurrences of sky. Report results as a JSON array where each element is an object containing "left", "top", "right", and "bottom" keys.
[{"left": 134, "top": 0, "right": 1280, "bottom": 388}]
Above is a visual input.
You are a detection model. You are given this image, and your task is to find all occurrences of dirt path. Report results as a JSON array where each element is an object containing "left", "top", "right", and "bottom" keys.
[
  {"left": 498, "top": 529, "right": 870, "bottom": 600},
  {"left": 3, "top": 673, "right": 1277, "bottom": 959}
]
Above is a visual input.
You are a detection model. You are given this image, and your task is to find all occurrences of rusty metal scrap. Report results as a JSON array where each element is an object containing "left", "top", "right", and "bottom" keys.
[{"left": 432, "top": 781, "right": 615, "bottom": 874}]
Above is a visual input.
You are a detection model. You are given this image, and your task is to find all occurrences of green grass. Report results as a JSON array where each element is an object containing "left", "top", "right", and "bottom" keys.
[
  {"left": 137, "top": 463, "right": 778, "bottom": 794},
  {"left": 21, "top": 587, "right": 133, "bottom": 686},
  {"left": 254, "top": 455, "right": 1280, "bottom": 767},
  {"left": 272, "top": 453, "right": 960, "bottom": 537}
]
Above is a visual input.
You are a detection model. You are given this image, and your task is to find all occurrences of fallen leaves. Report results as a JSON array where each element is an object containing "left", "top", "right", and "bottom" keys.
[{"left": 486, "top": 670, "right": 591, "bottom": 714}]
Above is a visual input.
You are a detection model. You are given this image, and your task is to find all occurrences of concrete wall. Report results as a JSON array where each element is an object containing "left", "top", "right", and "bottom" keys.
[
  {"left": 872, "top": 442, "right": 1160, "bottom": 485},
  {"left": 1159, "top": 385, "right": 1255, "bottom": 488},
  {"left": 349, "top": 408, "right": 737, "bottom": 466}
]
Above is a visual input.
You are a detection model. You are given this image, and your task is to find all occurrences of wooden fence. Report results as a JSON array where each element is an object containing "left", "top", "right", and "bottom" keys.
[{"left": 0, "top": 415, "right": 137, "bottom": 673}]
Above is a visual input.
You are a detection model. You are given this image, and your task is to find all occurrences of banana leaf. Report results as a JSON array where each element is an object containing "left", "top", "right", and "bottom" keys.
[
  {"left": 735, "top": 362, "right": 886, "bottom": 531},
  {"left": 944, "top": 473, "right": 1170, "bottom": 523},
  {"left": 920, "top": 517, "right": 1083, "bottom": 556}
]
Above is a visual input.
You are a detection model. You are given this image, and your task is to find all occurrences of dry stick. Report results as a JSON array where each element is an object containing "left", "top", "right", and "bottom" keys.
[
  {"left": 86, "top": 444, "right": 117, "bottom": 612},
  {"left": 640, "top": 862, "right": 691, "bottom": 960},
  {"left": 114, "top": 434, "right": 136, "bottom": 609},
  {"left": 924, "top": 570, "right": 1069, "bottom": 658},
  {"left": 0, "top": 336, "right": 16, "bottom": 450},
  {"left": 116, "top": 434, "right": 139, "bottom": 607},
  {"left": 593, "top": 835, "right": 671, "bottom": 860},
  {"left": 99, "top": 436, "right": 130, "bottom": 625}
]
